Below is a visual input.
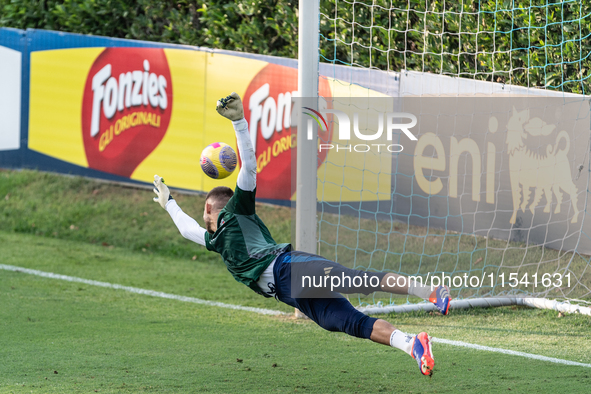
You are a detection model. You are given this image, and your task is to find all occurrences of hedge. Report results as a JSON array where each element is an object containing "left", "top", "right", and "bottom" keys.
[{"left": 1, "top": 0, "right": 589, "bottom": 93}]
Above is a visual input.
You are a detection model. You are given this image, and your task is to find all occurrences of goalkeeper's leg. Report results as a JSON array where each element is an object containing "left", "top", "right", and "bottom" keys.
[
  {"left": 381, "top": 272, "right": 451, "bottom": 316},
  {"left": 284, "top": 251, "right": 451, "bottom": 315},
  {"left": 372, "top": 319, "right": 435, "bottom": 377},
  {"left": 277, "top": 292, "right": 435, "bottom": 376},
  {"left": 273, "top": 254, "right": 435, "bottom": 376}
]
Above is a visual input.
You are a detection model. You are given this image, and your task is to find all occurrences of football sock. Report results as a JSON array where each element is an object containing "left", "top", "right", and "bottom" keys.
[
  {"left": 389, "top": 329, "right": 414, "bottom": 356},
  {"left": 408, "top": 280, "right": 433, "bottom": 300}
]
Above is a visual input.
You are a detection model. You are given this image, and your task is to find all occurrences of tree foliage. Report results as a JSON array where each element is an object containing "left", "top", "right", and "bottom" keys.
[
  {"left": 0, "top": 0, "right": 298, "bottom": 57},
  {"left": 319, "top": 0, "right": 591, "bottom": 94},
  {"left": 1, "top": 0, "right": 588, "bottom": 93}
]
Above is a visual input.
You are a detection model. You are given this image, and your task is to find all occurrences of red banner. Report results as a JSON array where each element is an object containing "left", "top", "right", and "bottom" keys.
[
  {"left": 242, "top": 64, "right": 332, "bottom": 200},
  {"left": 81, "top": 47, "right": 173, "bottom": 177}
]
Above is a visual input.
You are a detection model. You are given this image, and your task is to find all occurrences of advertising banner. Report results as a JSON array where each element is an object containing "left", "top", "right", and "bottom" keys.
[
  {"left": 394, "top": 97, "right": 591, "bottom": 253},
  {"left": 28, "top": 44, "right": 264, "bottom": 193},
  {"left": 24, "top": 29, "right": 391, "bottom": 202},
  {"left": 2, "top": 28, "right": 590, "bottom": 256},
  {"left": 0, "top": 28, "right": 24, "bottom": 155}
]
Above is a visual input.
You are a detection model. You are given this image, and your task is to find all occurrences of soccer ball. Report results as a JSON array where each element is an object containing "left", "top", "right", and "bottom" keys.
[{"left": 200, "top": 142, "right": 237, "bottom": 179}]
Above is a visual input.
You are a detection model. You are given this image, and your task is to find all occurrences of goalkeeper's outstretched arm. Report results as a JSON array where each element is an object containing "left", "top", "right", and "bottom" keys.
[
  {"left": 232, "top": 118, "right": 256, "bottom": 192},
  {"left": 153, "top": 175, "right": 207, "bottom": 246},
  {"left": 216, "top": 92, "right": 256, "bottom": 192},
  {"left": 153, "top": 92, "right": 253, "bottom": 245}
]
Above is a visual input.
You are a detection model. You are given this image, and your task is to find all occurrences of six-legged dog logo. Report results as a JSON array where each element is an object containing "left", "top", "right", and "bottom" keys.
[{"left": 506, "top": 107, "right": 580, "bottom": 224}]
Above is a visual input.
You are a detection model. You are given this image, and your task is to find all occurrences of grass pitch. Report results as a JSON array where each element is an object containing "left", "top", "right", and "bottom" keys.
[{"left": 1, "top": 170, "right": 591, "bottom": 393}]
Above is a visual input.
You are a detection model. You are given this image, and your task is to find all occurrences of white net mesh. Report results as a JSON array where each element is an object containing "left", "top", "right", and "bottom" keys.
[{"left": 314, "top": 0, "right": 591, "bottom": 307}]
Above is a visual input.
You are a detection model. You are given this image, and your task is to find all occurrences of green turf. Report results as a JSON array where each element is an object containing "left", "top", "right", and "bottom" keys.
[
  {"left": 1, "top": 232, "right": 591, "bottom": 393},
  {"left": 0, "top": 230, "right": 293, "bottom": 312},
  {"left": 1, "top": 169, "right": 588, "bottom": 303},
  {"left": 1, "top": 169, "right": 591, "bottom": 392},
  {"left": 0, "top": 169, "right": 291, "bottom": 261}
]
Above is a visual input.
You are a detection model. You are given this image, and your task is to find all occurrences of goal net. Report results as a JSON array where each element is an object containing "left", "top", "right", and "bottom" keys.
[{"left": 308, "top": 0, "right": 591, "bottom": 313}]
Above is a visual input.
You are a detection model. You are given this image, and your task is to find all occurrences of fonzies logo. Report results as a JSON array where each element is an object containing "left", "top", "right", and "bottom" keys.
[
  {"left": 242, "top": 64, "right": 332, "bottom": 200},
  {"left": 413, "top": 106, "right": 580, "bottom": 225},
  {"left": 82, "top": 47, "right": 173, "bottom": 177}
]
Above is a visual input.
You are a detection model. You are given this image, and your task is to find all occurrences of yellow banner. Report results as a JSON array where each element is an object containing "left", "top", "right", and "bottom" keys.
[{"left": 28, "top": 46, "right": 391, "bottom": 202}]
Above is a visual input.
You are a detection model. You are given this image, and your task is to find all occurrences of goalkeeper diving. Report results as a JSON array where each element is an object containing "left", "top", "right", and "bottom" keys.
[{"left": 152, "top": 92, "right": 451, "bottom": 376}]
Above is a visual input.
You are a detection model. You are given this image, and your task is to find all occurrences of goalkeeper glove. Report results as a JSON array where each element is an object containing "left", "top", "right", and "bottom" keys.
[
  {"left": 153, "top": 174, "right": 173, "bottom": 209},
  {"left": 216, "top": 92, "right": 244, "bottom": 121}
]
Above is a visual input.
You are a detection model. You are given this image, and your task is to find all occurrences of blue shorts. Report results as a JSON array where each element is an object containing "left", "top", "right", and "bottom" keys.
[{"left": 273, "top": 251, "right": 380, "bottom": 339}]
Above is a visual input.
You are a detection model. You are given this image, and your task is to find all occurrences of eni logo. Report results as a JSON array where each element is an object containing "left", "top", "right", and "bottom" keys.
[
  {"left": 413, "top": 107, "right": 580, "bottom": 225},
  {"left": 506, "top": 107, "right": 579, "bottom": 224}
]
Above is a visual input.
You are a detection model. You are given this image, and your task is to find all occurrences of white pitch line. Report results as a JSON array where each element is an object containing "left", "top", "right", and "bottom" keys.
[
  {"left": 3, "top": 263, "right": 591, "bottom": 368},
  {"left": 431, "top": 337, "right": 591, "bottom": 368},
  {"left": 0, "top": 264, "right": 286, "bottom": 316}
]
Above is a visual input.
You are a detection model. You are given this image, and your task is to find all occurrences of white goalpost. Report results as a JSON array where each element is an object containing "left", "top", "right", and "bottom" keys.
[
  {"left": 296, "top": 0, "right": 320, "bottom": 256},
  {"left": 295, "top": 0, "right": 321, "bottom": 318}
]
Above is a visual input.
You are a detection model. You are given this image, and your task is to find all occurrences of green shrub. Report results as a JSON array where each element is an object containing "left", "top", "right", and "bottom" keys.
[
  {"left": 1, "top": 1, "right": 588, "bottom": 93},
  {"left": 0, "top": 0, "right": 298, "bottom": 57}
]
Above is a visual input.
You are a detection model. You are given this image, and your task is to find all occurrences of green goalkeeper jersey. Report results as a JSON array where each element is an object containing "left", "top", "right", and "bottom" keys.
[{"left": 204, "top": 186, "right": 291, "bottom": 297}]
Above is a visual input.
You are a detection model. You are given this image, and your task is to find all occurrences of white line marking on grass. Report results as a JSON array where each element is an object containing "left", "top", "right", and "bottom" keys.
[
  {"left": 431, "top": 337, "right": 591, "bottom": 368},
  {"left": 3, "top": 263, "right": 591, "bottom": 368},
  {"left": 0, "top": 264, "right": 286, "bottom": 316}
]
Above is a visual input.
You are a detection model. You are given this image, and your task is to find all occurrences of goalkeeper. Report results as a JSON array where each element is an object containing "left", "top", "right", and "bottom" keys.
[{"left": 153, "top": 92, "right": 451, "bottom": 377}]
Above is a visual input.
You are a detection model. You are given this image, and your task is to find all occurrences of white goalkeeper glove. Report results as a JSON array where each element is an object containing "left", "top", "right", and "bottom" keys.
[
  {"left": 216, "top": 92, "right": 244, "bottom": 121},
  {"left": 153, "top": 174, "right": 173, "bottom": 209}
]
